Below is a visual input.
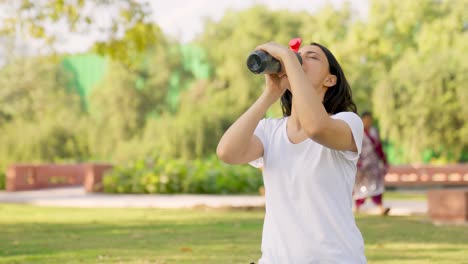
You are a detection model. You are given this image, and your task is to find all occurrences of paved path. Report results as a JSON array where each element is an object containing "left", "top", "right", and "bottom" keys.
[
  {"left": 0, "top": 187, "right": 265, "bottom": 209},
  {"left": 0, "top": 187, "right": 427, "bottom": 216}
]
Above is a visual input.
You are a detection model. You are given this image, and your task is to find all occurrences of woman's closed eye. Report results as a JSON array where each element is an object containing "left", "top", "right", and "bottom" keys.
[{"left": 300, "top": 50, "right": 321, "bottom": 61}]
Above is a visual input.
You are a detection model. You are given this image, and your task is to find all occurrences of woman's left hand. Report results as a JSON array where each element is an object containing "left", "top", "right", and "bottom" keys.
[{"left": 255, "top": 42, "right": 293, "bottom": 67}]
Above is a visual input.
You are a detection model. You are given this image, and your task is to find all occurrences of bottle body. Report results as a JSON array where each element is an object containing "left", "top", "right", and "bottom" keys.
[{"left": 246, "top": 50, "right": 302, "bottom": 74}]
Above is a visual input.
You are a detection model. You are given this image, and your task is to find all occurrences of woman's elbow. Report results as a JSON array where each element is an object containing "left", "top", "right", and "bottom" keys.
[
  {"left": 216, "top": 144, "right": 234, "bottom": 164},
  {"left": 304, "top": 125, "right": 324, "bottom": 139},
  {"left": 216, "top": 145, "right": 226, "bottom": 161}
]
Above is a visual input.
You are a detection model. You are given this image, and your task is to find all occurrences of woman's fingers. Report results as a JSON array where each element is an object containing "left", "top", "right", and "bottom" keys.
[{"left": 255, "top": 42, "right": 286, "bottom": 58}]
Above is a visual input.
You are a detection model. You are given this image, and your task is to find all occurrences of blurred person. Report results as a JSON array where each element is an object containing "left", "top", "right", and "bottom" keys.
[
  {"left": 217, "top": 41, "right": 366, "bottom": 264},
  {"left": 353, "top": 111, "right": 390, "bottom": 216}
]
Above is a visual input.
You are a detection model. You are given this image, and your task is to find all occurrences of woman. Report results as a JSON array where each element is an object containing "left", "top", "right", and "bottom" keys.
[
  {"left": 217, "top": 40, "right": 366, "bottom": 263},
  {"left": 353, "top": 111, "right": 390, "bottom": 215}
]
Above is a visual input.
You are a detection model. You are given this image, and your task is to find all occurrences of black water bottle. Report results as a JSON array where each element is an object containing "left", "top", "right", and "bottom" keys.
[{"left": 246, "top": 50, "right": 302, "bottom": 74}]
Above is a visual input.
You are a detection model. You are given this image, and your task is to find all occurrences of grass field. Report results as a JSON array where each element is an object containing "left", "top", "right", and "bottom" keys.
[
  {"left": 382, "top": 190, "right": 426, "bottom": 201},
  {"left": 0, "top": 204, "right": 466, "bottom": 264}
]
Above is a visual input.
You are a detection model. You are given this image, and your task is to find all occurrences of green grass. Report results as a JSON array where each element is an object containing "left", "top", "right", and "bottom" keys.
[
  {"left": 0, "top": 204, "right": 467, "bottom": 264},
  {"left": 383, "top": 190, "right": 426, "bottom": 201}
]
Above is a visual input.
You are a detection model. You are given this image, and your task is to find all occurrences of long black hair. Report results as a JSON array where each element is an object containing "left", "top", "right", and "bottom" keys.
[{"left": 281, "top": 42, "right": 357, "bottom": 116}]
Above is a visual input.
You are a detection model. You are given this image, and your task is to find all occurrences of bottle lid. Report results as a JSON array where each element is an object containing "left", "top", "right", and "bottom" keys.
[{"left": 289, "top": 38, "right": 302, "bottom": 52}]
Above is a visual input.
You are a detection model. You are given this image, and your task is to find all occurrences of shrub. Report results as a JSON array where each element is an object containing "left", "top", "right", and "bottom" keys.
[
  {"left": 103, "top": 157, "right": 262, "bottom": 194},
  {"left": 0, "top": 170, "right": 5, "bottom": 190}
]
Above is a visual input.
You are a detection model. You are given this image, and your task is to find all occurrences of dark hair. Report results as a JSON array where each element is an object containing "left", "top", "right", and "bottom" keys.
[
  {"left": 361, "top": 111, "right": 372, "bottom": 118},
  {"left": 280, "top": 42, "right": 357, "bottom": 116}
]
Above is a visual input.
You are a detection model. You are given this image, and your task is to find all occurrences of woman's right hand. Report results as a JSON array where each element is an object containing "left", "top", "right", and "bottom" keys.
[
  {"left": 263, "top": 72, "right": 289, "bottom": 102},
  {"left": 255, "top": 42, "right": 292, "bottom": 102}
]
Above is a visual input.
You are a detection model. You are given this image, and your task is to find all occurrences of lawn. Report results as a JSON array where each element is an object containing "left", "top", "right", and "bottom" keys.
[
  {"left": 382, "top": 190, "right": 426, "bottom": 201},
  {"left": 0, "top": 204, "right": 466, "bottom": 264}
]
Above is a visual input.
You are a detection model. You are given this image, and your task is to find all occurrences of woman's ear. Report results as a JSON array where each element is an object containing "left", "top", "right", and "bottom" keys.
[{"left": 324, "top": 74, "right": 337, "bottom": 87}]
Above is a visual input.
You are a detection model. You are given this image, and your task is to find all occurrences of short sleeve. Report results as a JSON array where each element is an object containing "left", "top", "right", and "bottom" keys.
[
  {"left": 332, "top": 112, "right": 364, "bottom": 161},
  {"left": 248, "top": 118, "right": 267, "bottom": 168}
]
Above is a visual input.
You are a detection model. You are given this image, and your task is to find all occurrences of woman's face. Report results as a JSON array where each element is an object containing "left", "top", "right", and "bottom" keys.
[{"left": 298, "top": 45, "right": 336, "bottom": 97}]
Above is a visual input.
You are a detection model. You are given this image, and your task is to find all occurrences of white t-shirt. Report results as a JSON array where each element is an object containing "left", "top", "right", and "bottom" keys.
[{"left": 250, "top": 112, "right": 366, "bottom": 264}]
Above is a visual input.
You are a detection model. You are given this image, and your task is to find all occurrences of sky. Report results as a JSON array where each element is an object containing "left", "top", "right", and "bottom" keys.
[
  {"left": 150, "top": 0, "right": 368, "bottom": 43},
  {"left": 2, "top": 0, "right": 369, "bottom": 55},
  {"left": 53, "top": 0, "right": 368, "bottom": 53}
]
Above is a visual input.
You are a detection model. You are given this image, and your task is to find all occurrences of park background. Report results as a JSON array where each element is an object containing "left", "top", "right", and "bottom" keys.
[
  {"left": 0, "top": 0, "right": 466, "bottom": 193},
  {"left": 0, "top": 0, "right": 467, "bottom": 263}
]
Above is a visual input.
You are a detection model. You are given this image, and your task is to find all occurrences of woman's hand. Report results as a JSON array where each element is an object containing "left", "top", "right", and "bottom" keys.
[
  {"left": 255, "top": 42, "right": 291, "bottom": 62},
  {"left": 255, "top": 42, "right": 294, "bottom": 101},
  {"left": 264, "top": 70, "right": 288, "bottom": 100}
]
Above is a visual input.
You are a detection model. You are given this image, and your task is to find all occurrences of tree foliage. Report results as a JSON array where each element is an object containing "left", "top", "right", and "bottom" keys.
[
  {"left": 0, "top": 0, "right": 466, "bottom": 168},
  {"left": 0, "top": 0, "right": 158, "bottom": 69},
  {"left": 372, "top": 0, "right": 468, "bottom": 162},
  {"left": 0, "top": 57, "right": 88, "bottom": 168}
]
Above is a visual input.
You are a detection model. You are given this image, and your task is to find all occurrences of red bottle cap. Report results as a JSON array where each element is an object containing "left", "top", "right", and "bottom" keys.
[{"left": 289, "top": 38, "right": 302, "bottom": 52}]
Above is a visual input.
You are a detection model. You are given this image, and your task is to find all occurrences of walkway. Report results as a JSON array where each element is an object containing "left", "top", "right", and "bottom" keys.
[{"left": 0, "top": 187, "right": 427, "bottom": 216}]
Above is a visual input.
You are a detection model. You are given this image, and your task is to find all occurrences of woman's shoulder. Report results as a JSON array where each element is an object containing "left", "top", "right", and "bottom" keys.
[
  {"left": 331, "top": 111, "right": 360, "bottom": 120},
  {"left": 262, "top": 116, "right": 287, "bottom": 125},
  {"left": 259, "top": 116, "right": 287, "bottom": 131}
]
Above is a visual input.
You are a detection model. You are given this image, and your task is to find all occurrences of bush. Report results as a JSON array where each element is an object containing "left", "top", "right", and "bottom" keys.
[
  {"left": 103, "top": 157, "right": 263, "bottom": 194},
  {"left": 0, "top": 170, "right": 5, "bottom": 190}
]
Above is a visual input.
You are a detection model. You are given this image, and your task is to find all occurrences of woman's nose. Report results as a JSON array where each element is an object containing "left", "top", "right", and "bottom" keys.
[{"left": 300, "top": 58, "right": 307, "bottom": 70}]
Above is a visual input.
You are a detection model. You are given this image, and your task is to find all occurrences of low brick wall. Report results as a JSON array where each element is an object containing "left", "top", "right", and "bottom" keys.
[
  {"left": 6, "top": 163, "right": 113, "bottom": 192},
  {"left": 385, "top": 164, "right": 468, "bottom": 187},
  {"left": 5, "top": 163, "right": 467, "bottom": 192},
  {"left": 383, "top": 164, "right": 468, "bottom": 223},
  {"left": 428, "top": 188, "right": 468, "bottom": 224},
  {"left": 83, "top": 164, "right": 113, "bottom": 192}
]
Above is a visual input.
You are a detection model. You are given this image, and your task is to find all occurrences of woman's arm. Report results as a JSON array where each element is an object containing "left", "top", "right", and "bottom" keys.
[
  {"left": 283, "top": 52, "right": 357, "bottom": 152},
  {"left": 217, "top": 52, "right": 288, "bottom": 164},
  {"left": 216, "top": 92, "right": 276, "bottom": 164}
]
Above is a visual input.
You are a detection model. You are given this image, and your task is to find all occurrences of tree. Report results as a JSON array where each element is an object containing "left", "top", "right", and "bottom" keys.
[
  {"left": 0, "top": 0, "right": 159, "bottom": 69},
  {"left": 87, "top": 60, "right": 149, "bottom": 159},
  {"left": 85, "top": 35, "right": 192, "bottom": 160},
  {"left": 0, "top": 56, "right": 82, "bottom": 123},
  {"left": 0, "top": 56, "right": 88, "bottom": 168},
  {"left": 1, "top": 0, "right": 465, "bottom": 166},
  {"left": 372, "top": 0, "right": 467, "bottom": 163}
]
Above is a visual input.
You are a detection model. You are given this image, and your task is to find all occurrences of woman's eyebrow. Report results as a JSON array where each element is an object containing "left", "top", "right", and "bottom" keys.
[
  {"left": 301, "top": 50, "right": 320, "bottom": 57},
  {"left": 301, "top": 51, "right": 320, "bottom": 56}
]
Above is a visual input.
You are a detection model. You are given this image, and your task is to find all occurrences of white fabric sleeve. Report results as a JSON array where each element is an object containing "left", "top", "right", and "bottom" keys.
[
  {"left": 332, "top": 112, "right": 364, "bottom": 161},
  {"left": 248, "top": 118, "right": 267, "bottom": 168}
]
